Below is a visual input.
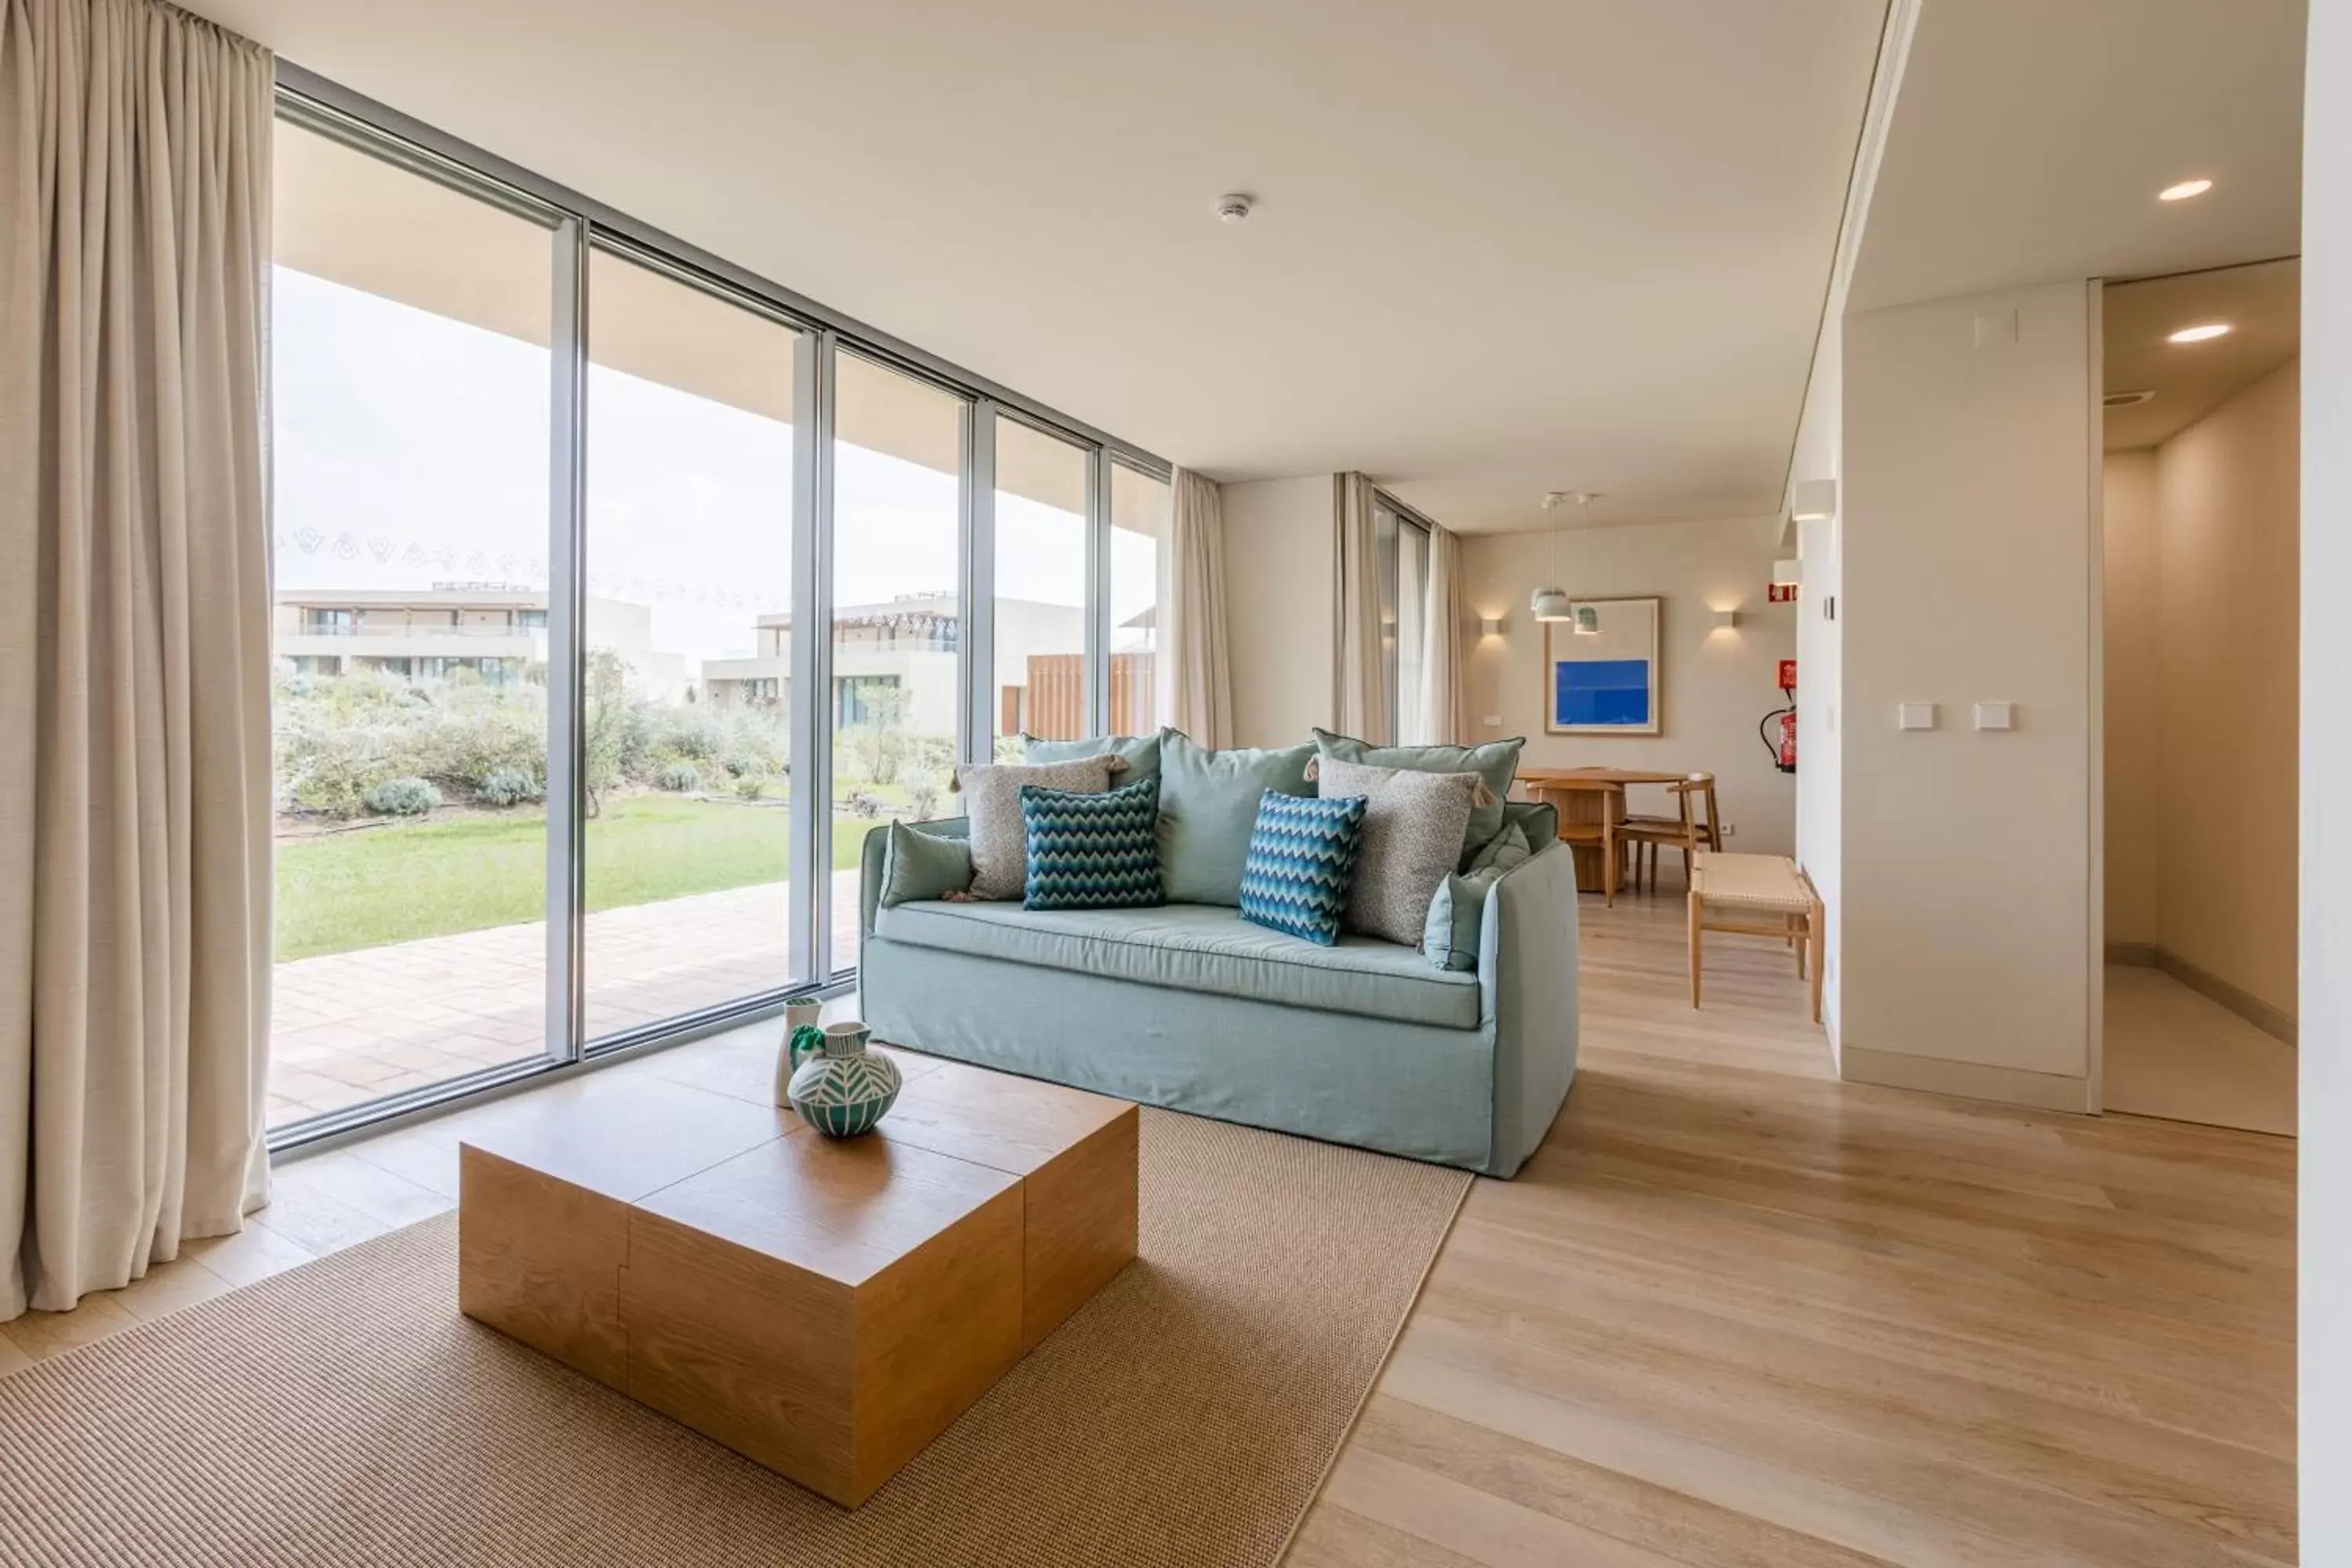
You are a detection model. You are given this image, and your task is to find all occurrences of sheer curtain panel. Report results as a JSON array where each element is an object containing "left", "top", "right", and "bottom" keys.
[
  {"left": 1413, "top": 524, "right": 1466, "bottom": 745},
  {"left": 1164, "top": 468, "right": 1234, "bottom": 747},
  {"left": 0, "top": 0, "right": 274, "bottom": 1318}
]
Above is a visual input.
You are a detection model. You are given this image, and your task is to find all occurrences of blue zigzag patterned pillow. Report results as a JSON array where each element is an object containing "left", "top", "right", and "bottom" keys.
[
  {"left": 1239, "top": 789, "right": 1368, "bottom": 946},
  {"left": 1020, "top": 778, "right": 1164, "bottom": 910}
]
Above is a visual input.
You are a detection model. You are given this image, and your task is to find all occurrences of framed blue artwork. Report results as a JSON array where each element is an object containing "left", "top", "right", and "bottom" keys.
[{"left": 1544, "top": 596, "right": 1661, "bottom": 735}]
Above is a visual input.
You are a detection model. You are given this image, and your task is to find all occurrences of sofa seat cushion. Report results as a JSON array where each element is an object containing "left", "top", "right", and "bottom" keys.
[{"left": 872, "top": 899, "right": 1482, "bottom": 1030}]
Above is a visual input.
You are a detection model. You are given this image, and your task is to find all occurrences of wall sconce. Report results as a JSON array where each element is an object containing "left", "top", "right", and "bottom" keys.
[
  {"left": 1479, "top": 613, "right": 1504, "bottom": 637},
  {"left": 1713, "top": 608, "right": 1740, "bottom": 630},
  {"left": 1790, "top": 478, "right": 1838, "bottom": 523}
]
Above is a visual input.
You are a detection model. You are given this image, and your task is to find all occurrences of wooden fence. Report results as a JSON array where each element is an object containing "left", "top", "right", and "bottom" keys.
[{"left": 1002, "top": 652, "right": 1155, "bottom": 739}]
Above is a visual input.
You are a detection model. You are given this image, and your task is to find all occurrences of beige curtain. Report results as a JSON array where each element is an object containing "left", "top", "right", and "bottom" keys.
[
  {"left": 1333, "top": 471, "right": 1389, "bottom": 743},
  {"left": 1413, "top": 524, "right": 1466, "bottom": 745},
  {"left": 1, "top": 0, "right": 274, "bottom": 1319},
  {"left": 1163, "top": 468, "right": 1234, "bottom": 746}
]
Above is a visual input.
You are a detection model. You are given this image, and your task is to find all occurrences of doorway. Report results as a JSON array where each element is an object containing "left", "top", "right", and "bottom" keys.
[{"left": 2100, "top": 258, "right": 2299, "bottom": 1134}]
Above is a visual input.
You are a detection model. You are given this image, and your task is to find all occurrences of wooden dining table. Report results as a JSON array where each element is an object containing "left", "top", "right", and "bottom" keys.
[{"left": 1516, "top": 767, "right": 1693, "bottom": 895}]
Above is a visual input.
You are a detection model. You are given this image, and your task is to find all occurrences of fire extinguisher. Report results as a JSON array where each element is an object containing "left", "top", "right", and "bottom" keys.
[{"left": 1761, "top": 659, "right": 1797, "bottom": 775}]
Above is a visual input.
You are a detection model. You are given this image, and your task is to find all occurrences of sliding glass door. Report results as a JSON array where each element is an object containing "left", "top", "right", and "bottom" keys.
[
  {"left": 993, "top": 416, "right": 1092, "bottom": 749},
  {"left": 581, "top": 246, "right": 801, "bottom": 1040},
  {"left": 264, "top": 80, "right": 1176, "bottom": 1142},
  {"left": 1109, "top": 463, "right": 1172, "bottom": 735},
  {"left": 826, "top": 352, "right": 970, "bottom": 974},
  {"left": 266, "top": 116, "right": 560, "bottom": 1131}
]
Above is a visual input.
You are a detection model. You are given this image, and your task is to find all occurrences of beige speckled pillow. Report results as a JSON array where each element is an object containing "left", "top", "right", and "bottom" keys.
[
  {"left": 1316, "top": 756, "right": 1482, "bottom": 946},
  {"left": 954, "top": 756, "right": 1119, "bottom": 898}
]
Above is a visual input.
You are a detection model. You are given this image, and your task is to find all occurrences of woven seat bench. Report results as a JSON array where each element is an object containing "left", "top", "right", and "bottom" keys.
[{"left": 1688, "top": 851, "right": 1824, "bottom": 1024}]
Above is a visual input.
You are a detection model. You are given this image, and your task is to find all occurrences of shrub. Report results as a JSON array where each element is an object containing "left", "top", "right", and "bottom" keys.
[
  {"left": 720, "top": 753, "right": 764, "bottom": 780},
  {"left": 656, "top": 761, "right": 702, "bottom": 793},
  {"left": 848, "top": 789, "right": 888, "bottom": 818},
  {"left": 362, "top": 776, "right": 441, "bottom": 817},
  {"left": 733, "top": 773, "right": 767, "bottom": 801},
  {"left": 899, "top": 765, "right": 942, "bottom": 820},
  {"left": 477, "top": 768, "right": 540, "bottom": 808}
]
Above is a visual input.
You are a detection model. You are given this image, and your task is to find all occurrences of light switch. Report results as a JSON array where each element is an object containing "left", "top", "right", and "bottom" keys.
[
  {"left": 1897, "top": 702, "right": 1936, "bottom": 731},
  {"left": 1974, "top": 701, "right": 2015, "bottom": 731}
]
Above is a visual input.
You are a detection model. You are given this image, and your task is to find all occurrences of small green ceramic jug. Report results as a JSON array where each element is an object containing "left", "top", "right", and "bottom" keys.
[{"left": 774, "top": 1023, "right": 829, "bottom": 1105}]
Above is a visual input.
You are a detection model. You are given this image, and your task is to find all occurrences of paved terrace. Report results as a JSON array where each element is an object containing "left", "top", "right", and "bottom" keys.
[{"left": 268, "top": 869, "right": 866, "bottom": 1127}]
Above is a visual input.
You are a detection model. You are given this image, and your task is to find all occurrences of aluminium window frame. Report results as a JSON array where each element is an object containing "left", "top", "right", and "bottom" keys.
[{"left": 267, "top": 66, "right": 1170, "bottom": 1154}]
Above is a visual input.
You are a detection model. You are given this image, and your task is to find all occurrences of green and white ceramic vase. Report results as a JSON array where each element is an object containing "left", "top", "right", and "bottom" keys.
[{"left": 786, "top": 1022, "right": 902, "bottom": 1138}]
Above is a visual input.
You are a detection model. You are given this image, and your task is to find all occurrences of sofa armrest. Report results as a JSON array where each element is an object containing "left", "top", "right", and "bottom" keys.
[
  {"left": 1477, "top": 838, "right": 1580, "bottom": 1175},
  {"left": 858, "top": 815, "right": 972, "bottom": 942}
]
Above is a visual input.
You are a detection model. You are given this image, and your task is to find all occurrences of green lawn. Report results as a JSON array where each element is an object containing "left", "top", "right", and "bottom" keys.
[{"left": 274, "top": 794, "right": 876, "bottom": 963}]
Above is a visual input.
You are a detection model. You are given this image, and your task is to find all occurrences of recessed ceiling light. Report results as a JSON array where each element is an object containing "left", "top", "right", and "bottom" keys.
[
  {"left": 2158, "top": 177, "right": 2214, "bottom": 201},
  {"left": 2167, "top": 322, "right": 2233, "bottom": 344},
  {"left": 2103, "top": 389, "right": 2157, "bottom": 408}
]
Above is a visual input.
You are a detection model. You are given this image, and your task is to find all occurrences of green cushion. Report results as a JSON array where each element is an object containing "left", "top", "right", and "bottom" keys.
[
  {"left": 1312, "top": 728, "right": 1526, "bottom": 867},
  {"left": 880, "top": 821, "right": 973, "bottom": 908},
  {"left": 1467, "top": 820, "right": 1533, "bottom": 877},
  {"left": 1155, "top": 728, "right": 1316, "bottom": 907},
  {"left": 873, "top": 898, "right": 1480, "bottom": 1029},
  {"left": 1423, "top": 871, "right": 1499, "bottom": 971},
  {"left": 1023, "top": 732, "right": 1161, "bottom": 788}
]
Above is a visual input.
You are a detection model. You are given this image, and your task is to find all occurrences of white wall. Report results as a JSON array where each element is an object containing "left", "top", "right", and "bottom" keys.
[
  {"left": 1221, "top": 475, "right": 1336, "bottom": 746},
  {"left": 1838, "top": 279, "right": 2100, "bottom": 1106},
  {"left": 1459, "top": 518, "right": 1797, "bottom": 856},
  {"left": 2303, "top": 0, "right": 2347, "bottom": 1544},
  {"left": 2154, "top": 361, "right": 2302, "bottom": 1016},
  {"left": 1791, "top": 310, "right": 1847, "bottom": 1047},
  {"left": 2101, "top": 448, "right": 2163, "bottom": 947},
  {"left": 2104, "top": 364, "right": 2302, "bottom": 1018}
]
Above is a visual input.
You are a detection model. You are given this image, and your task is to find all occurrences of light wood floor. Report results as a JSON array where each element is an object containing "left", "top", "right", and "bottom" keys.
[
  {"left": 3, "top": 897, "right": 2297, "bottom": 1568},
  {"left": 2105, "top": 963, "right": 2298, "bottom": 1137},
  {"left": 1288, "top": 895, "right": 2296, "bottom": 1567}
]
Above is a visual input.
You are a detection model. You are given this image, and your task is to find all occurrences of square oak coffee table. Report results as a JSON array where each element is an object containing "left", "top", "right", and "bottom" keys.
[{"left": 457, "top": 1054, "right": 1138, "bottom": 1507}]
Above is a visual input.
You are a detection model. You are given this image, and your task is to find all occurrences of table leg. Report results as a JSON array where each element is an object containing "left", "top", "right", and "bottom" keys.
[{"left": 1686, "top": 891, "right": 1703, "bottom": 1008}]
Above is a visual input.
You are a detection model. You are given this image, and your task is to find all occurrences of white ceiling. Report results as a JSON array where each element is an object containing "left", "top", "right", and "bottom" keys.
[
  {"left": 1850, "top": 0, "right": 2306, "bottom": 315},
  {"left": 181, "top": 0, "right": 1889, "bottom": 536},
  {"left": 2103, "top": 259, "right": 2299, "bottom": 451}
]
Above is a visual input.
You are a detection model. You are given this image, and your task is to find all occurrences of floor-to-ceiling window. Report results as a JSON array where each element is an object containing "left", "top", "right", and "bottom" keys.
[
  {"left": 266, "top": 115, "right": 559, "bottom": 1131},
  {"left": 994, "top": 416, "right": 1091, "bottom": 750},
  {"left": 827, "top": 352, "right": 970, "bottom": 974},
  {"left": 582, "top": 246, "right": 801, "bottom": 1040},
  {"left": 265, "top": 75, "right": 1170, "bottom": 1144},
  {"left": 1109, "top": 463, "right": 1172, "bottom": 735}
]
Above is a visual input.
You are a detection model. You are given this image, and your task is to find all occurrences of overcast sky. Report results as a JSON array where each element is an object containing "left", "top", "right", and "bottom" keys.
[{"left": 273, "top": 267, "right": 1153, "bottom": 670}]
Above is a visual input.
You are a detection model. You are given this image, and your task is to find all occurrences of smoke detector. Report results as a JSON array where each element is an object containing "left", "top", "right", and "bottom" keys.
[{"left": 1214, "top": 193, "right": 1254, "bottom": 224}]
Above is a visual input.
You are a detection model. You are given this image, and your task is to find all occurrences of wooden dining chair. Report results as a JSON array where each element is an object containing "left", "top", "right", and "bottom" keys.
[{"left": 1620, "top": 772, "right": 1720, "bottom": 894}]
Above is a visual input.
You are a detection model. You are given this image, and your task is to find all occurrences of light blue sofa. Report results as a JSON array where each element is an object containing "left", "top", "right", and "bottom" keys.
[{"left": 856, "top": 800, "right": 1578, "bottom": 1178}]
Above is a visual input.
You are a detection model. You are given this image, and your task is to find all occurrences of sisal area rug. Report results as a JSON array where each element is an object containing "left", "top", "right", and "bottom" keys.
[{"left": 0, "top": 1109, "right": 1468, "bottom": 1568}]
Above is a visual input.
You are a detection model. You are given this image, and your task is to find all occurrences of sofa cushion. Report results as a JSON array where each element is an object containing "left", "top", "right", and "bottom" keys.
[
  {"left": 880, "top": 821, "right": 973, "bottom": 908},
  {"left": 1238, "top": 789, "right": 1368, "bottom": 946},
  {"left": 1316, "top": 757, "right": 1481, "bottom": 946},
  {"left": 1021, "top": 778, "right": 1163, "bottom": 910},
  {"left": 1156, "top": 729, "right": 1316, "bottom": 906},
  {"left": 1024, "top": 731, "right": 1161, "bottom": 789},
  {"left": 1312, "top": 728, "right": 1526, "bottom": 867},
  {"left": 955, "top": 755, "right": 1118, "bottom": 899},
  {"left": 872, "top": 898, "right": 1481, "bottom": 1029}
]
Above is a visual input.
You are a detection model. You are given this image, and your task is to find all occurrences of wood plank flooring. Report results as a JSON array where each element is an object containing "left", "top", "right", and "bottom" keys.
[
  {"left": 1287, "top": 895, "right": 2296, "bottom": 1568},
  {"left": 3, "top": 895, "right": 2296, "bottom": 1566}
]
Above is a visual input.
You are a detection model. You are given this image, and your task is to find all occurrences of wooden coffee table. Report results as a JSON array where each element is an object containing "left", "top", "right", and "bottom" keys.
[{"left": 457, "top": 1052, "right": 1138, "bottom": 1507}]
